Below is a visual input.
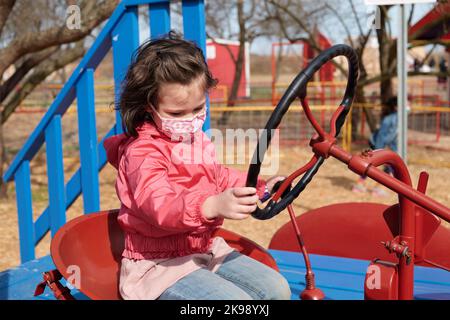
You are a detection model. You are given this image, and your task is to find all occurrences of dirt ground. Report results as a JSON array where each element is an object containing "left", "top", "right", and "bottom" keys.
[{"left": 1, "top": 110, "right": 449, "bottom": 272}]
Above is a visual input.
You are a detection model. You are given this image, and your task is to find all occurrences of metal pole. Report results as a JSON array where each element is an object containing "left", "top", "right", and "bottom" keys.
[
  {"left": 397, "top": 4, "right": 408, "bottom": 161},
  {"left": 397, "top": 5, "right": 413, "bottom": 299}
]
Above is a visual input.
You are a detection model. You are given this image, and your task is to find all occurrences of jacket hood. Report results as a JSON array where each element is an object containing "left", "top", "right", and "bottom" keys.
[
  {"left": 103, "top": 133, "right": 131, "bottom": 170},
  {"left": 103, "top": 121, "right": 163, "bottom": 169}
]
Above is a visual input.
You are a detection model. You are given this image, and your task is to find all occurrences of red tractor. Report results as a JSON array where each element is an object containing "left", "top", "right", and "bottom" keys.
[{"left": 36, "top": 45, "right": 450, "bottom": 300}]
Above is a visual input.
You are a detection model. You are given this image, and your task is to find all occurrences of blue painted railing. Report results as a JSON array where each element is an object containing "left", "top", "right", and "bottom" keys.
[{"left": 3, "top": 0, "right": 209, "bottom": 263}]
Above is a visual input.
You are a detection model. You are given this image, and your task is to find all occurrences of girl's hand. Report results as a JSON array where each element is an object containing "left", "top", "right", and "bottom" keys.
[
  {"left": 201, "top": 187, "right": 259, "bottom": 221},
  {"left": 265, "top": 176, "right": 287, "bottom": 194}
]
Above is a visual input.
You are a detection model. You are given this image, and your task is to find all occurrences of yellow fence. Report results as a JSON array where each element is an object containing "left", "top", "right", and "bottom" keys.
[{"left": 10, "top": 100, "right": 450, "bottom": 168}]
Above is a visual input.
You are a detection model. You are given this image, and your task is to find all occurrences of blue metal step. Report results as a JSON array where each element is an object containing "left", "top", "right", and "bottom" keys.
[
  {"left": 0, "top": 256, "right": 87, "bottom": 300},
  {"left": 1, "top": 250, "right": 449, "bottom": 300},
  {"left": 271, "top": 249, "right": 450, "bottom": 300}
]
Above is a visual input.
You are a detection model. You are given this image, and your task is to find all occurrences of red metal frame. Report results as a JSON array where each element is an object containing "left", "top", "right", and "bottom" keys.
[
  {"left": 271, "top": 96, "right": 450, "bottom": 300},
  {"left": 269, "top": 202, "right": 450, "bottom": 268},
  {"left": 323, "top": 104, "right": 448, "bottom": 299},
  {"left": 408, "top": 2, "right": 450, "bottom": 42}
]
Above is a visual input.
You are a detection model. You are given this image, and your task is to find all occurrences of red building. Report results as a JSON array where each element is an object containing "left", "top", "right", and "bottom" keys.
[{"left": 206, "top": 39, "right": 250, "bottom": 103}]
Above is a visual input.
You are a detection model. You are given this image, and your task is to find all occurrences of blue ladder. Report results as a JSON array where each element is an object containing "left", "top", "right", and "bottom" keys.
[{"left": 3, "top": 0, "right": 210, "bottom": 264}]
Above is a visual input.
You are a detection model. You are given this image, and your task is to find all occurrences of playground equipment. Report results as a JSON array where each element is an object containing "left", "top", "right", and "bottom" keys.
[
  {"left": 33, "top": 210, "right": 278, "bottom": 300},
  {"left": 2, "top": 0, "right": 450, "bottom": 300},
  {"left": 31, "top": 44, "right": 450, "bottom": 301}
]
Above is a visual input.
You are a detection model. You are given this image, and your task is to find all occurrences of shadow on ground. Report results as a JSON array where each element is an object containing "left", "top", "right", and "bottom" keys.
[{"left": 324, "top": 176, "right": 356, "bottom": 191}]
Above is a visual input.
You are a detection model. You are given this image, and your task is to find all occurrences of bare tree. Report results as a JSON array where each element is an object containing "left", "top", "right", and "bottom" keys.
[
  {"left": 265, "top": 0, "right": 376, "bottom": 134},
  {"left": 363, "top": 3, "right": 450, "bottom": 103},
  {"left": 0, "top": 0, "right": 119, "bottom": 198},
  {"left": 265, "top": 0, "right": 450, "bottom": 135},
  {"left": 206, "top": 0, "right": 275, "bottom": 125}
]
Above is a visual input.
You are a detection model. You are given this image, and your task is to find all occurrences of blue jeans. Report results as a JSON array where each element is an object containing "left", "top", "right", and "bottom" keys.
[{"left": 158, "top": 251, "right": 291, "bottom": 300}]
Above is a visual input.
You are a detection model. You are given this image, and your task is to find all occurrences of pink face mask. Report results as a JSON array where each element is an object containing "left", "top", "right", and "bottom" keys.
[{"left": 149, "top": 105, "right": 206, "bottom": 141}]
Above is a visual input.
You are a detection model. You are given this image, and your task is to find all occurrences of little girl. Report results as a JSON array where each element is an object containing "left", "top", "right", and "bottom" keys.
[{"left": 104, "top": 32, "right": 291, "bottom": 300}]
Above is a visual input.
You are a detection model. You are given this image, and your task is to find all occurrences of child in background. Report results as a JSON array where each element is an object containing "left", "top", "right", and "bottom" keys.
[
  {"left": 352, "top": 96, "right": 398, "bottom": 196},
  {"left": 103, "top": 32, "right": 291, "bottom": 300},
  {"left": 438, "top": 57, "right": 448, "bottom": 90},
  {"left": 369, "top": 96, "right": 398, "bottom": 153}
]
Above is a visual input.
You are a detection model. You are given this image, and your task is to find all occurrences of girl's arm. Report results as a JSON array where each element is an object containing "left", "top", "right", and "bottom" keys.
[{"left": 215, "top": 163, "right": 267, "bottom": 199}]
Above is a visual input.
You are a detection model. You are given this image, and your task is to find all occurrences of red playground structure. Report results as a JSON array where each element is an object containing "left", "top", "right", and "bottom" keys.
[{"left": 33, "top": 44, "right": 450, "bottom": 301}]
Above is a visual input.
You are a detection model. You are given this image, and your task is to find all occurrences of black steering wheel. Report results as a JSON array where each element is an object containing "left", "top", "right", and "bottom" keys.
[{"left": 246, "top": 44, "right": 359, "bottom": 220}]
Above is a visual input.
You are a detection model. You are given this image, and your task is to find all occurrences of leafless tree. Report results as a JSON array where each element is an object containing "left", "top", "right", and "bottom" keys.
[
  {"left": 364, "top": 3, "right": 450, "bottom": 102},
  {"left": 0, "top": 0, "right": 119, "bottom": 198},
  {"left": 264, "top": 0, "right": 375, "bottom": 134},
  {"left": 264, "top": 0, "right": 450, "bottom": 135},
  {"left": 206, "top": 0, "right": 276, "bottom": 124}
]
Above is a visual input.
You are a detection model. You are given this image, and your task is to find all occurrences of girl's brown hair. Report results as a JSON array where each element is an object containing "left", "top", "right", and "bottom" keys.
[{"left": 117, "top": 31, "right": 217, "bottom": 137}]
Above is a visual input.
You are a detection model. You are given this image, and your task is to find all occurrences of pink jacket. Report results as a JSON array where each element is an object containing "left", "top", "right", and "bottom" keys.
[{"left": 103, "top": 121, "right": 266, "bottom": 259}]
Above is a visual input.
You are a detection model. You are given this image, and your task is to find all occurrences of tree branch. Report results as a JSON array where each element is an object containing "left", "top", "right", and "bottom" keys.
[
  {"left": 324, "top": 3, "right": 354, "bottom": 48},
  {"left": 350, "top": 0, "right": 364, "bottom": 37},
  {"left": 243, "top": 0, "right": 257, "bottom": 22},
  {"left": 0, "top": 0, "right": 15, "bottom": 37},
  {"left": 0, "top": 0, "right": 118, "bottom": 76},
  {"left": 407, "top": 4, "right": 415, "bottom": 29},
  {"left": 1, "top": 42, "right": 85, "bottom": 124},
  {"left": 409, "top": 39, "right": 450, "bottom": 48},
  {"left": 267, "top": 0, "right": 350, "bottom": 77},
  {"left": 0, "top": 46, "right": 58, "bottom": 102},
  {"left": 359, "top": 70, "right": 450, "bottom": 87}
]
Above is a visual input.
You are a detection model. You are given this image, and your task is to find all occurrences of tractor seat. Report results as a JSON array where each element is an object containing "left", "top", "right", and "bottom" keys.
[{"left": 50, "top": 209, "right": 278, "bottom": 300}]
